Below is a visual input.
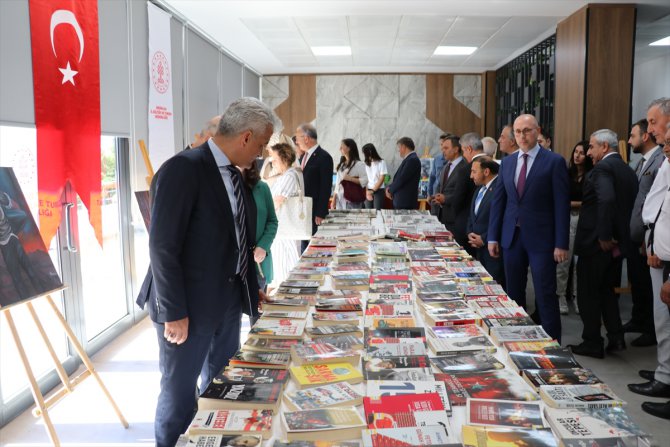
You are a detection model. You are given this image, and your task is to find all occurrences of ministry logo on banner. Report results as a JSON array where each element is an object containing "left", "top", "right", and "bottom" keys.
[{"left": 148, "top": 3, "right": 175, "bottom": 170}]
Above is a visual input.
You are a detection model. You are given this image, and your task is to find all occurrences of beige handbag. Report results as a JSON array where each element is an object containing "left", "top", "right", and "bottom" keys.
[{"left": 275, "top": 170, "right": 313, "bottom": 240}]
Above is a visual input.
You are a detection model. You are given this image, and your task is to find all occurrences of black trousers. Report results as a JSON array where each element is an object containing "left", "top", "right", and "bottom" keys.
[
  {"left": 627, "top": 242, "right": 655, "bottom": 334},
  {"left": 577, "top": 249, "right": 624, "bottom": 346}
]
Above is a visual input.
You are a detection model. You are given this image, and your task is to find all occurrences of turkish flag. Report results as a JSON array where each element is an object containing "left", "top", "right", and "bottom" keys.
[{"left": 29, "top": 0, "right": 102, "bottom": 248}]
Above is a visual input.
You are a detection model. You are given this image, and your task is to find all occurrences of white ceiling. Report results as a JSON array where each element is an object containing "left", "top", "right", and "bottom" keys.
[{"left": 162, "top": 0, "right": 670, "bottom": 74}]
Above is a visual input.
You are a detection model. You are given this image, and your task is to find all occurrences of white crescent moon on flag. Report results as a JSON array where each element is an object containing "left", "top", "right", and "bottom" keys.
[{"left": 50, "top": 10, "right": 84, "bottom": 62}]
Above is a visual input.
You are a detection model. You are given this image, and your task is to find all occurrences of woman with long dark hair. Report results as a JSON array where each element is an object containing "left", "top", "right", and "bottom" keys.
[
  {"left": 556, "top": 140, "right": 593, "bottom": 314},
  {"left": 332, "top": 138, "right": 368, "bottom": 209},
  {"left": 361, "top": 143, "right": 388, "bottom": 210}
]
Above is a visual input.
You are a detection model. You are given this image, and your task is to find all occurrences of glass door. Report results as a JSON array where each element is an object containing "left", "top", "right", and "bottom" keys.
[{"left": 0, "top": 126, "right": 137, "bottom": 426}]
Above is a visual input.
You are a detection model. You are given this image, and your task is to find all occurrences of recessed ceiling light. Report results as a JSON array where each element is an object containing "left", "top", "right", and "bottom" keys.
[
  {"left": 311, "top": 46, "right": 352, "bottom": 56},
  {"left": 434, "top": 46, "right": 477, "bottom": 56},
  {"left": 649, "top": 36, "right": 670, "bottom": 46}
]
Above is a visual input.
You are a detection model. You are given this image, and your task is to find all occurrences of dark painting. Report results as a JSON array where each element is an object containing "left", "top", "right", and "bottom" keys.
[
  {"left": 0, "top": 167, "right": 63, "bottom": 308},
  {"left": 134, "top": 190, "right": 151, "bottom": 231}
]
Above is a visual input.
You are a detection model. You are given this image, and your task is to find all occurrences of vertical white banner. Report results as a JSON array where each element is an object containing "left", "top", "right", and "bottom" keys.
[{"left": 147, "top": 2, "right": 175, "bottom": 170}]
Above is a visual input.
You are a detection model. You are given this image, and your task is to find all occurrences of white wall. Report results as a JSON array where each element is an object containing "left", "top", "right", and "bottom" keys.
[{"left": 632, "top": 54, "right": 670, "bottom": 122}]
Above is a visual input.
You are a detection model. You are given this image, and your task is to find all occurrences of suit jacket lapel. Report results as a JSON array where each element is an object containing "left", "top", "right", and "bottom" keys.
[
  {"left": 201, "top": 144, "right": 235, "bottom": 233},
  {"left": 506, "top": 154, "right": 520, "bottom": 200}
]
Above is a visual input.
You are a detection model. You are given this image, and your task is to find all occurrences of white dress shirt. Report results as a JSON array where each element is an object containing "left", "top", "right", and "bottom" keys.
[{"left": 514, "top": 145, "right": 540, "bottom": 186}]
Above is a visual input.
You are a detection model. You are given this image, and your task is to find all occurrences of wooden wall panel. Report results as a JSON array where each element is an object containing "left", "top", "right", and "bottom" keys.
[
  {"left": 484, "top": 71, "right": 496, "bottom": 138},
  {"left": 426, "top": 74, "right": 482, "bottom": 137},
  {"left": 584, "top": 5, "right": 635, "bottom": 142},
  {"left": 554, "top": 6, "right": 587, "bottom": 160},
  {"left": 274, "top": 75, "right": 316, "bottom": 135}
]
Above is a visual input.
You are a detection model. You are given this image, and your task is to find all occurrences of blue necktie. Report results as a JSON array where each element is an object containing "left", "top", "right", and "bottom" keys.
[
  {"left": 226, "top": 166, "right": 249, "bottom": 279},
  {"left": 474, "top": 186, "right": 486, "bottom": 215}
]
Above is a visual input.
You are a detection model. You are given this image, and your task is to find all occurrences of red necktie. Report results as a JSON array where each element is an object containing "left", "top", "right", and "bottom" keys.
[{"left": 517, "top": 153, "right": 529, "bottom": 196}]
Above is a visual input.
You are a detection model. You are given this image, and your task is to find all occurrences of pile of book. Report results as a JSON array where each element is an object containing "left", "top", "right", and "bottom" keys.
[{"left": 179, "top": 210, "right": 652, "bottom": 447}]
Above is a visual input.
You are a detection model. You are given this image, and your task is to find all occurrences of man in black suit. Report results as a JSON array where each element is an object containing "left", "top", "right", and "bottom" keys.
[
  {"left": 432, "top": 134, "right": 475, "bottom": 248},
  {"left": 386, "top": 137, "right": 421, "bottom": 209},
  {"left": 569, "top": 129, "right": 638, "bottom": 359},
  {"left": 625, "top": 118, "right": 663, "bottom": 347},
  {"left": 136, "top": 98, "right": 276, "bottom": 447},
  {"left": 296, "top": 123, "right": 333, "bottom": 251},
  {"left": 467, "top": 156, "right": 504, "bottom": 286}
]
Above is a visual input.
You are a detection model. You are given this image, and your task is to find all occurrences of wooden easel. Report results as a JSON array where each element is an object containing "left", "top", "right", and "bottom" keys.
[
  {"left": 2, "top": 292, "right": 128, "bottom": 446},
  {"left": 138, "top": 139, "right": 155, "bottom": 187}
]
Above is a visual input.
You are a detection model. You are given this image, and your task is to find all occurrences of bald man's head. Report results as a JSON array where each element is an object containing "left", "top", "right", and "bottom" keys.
[{"left": 513, "top": 114, "right": 540, "bottom": 151}]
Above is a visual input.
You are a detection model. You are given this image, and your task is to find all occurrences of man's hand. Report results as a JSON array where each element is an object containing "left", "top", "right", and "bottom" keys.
[
  {"left": 661, "top": 279, "right": 670, "bottom": 306},
  {"left": 468, "top": 232, "right": 483, "bottom": 248},
  {"left": 432, "top": 193, "right": 445, "bottom": 205},
  {"left": 315, "top": 216, "right": 324, "bottom": 226},
  {"left": 648, "top": 254, "right": 663, "bottom": 269},
  {"left": 598, "top": 240, "right": 615, "bottom": 253},
  {"left": 253, "top": 247, "right": 266, "bottom": 263},
  {"left": 488, "top": 242, "right": 500, "bottom": 258},
  {"left": 366, "top": 190, "right": 374, "bottom": 202},
  {"left": 330, "top": 195, "right": 337, "bottom": 210},
  {"left": 385, "top": 189, "right": 393, "bottom": 200},
  {"left": 554, "top": 247, "right": 569, "bottom": 263},
  {"left": 164, "top": 317, "right": 189, "bottom": 345}
]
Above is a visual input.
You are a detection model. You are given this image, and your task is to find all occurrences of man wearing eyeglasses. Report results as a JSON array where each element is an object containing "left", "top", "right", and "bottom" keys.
[{"left": 488, "top": 114, "right": 570, "bottom": 342}]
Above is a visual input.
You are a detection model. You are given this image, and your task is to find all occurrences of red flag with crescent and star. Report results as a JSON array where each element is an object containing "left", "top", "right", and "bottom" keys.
[{"left": 28, "top": 0, "right": 102, "bottom": 248}]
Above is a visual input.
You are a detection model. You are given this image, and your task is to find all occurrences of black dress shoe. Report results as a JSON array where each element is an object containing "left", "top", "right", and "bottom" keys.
[
  {"left": 631, "top": 333, "right": 657, "bottom": 347},
  {"left": 642, "top": 401, "right": 670, "bottom": 420},
  {"left": 628, "top": 380, "right": 670, "bottom": 398},
  {"left": 639, "top": 370, "right": 656, "bottom": 381},
  {"left": 568, "top": 343, "right": 604, "bottom": 359},
  {"left": 606, "top": 338, "right": 626, "bottom": 353},
  {"left": 622, "top": 321, "right": 644, "bottom": 333}
]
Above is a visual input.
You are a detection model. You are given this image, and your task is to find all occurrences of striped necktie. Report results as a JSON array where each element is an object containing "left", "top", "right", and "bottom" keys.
[{"left": 226, "top": 166, "right": 249, "bottom": 279}]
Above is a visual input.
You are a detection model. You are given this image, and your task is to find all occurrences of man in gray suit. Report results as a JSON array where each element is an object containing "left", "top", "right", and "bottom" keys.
[{"left": 625, "top": 118, "right": 665, "bottom": 347}]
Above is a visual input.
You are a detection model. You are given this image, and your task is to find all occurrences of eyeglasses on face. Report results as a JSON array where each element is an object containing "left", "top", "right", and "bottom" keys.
[{"left": 513, "top": 128, "right": 537, "bottom": 136}]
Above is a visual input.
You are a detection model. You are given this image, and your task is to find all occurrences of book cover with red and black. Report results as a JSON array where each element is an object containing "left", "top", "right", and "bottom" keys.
[
  {"left": 436, "top": 370, "right": 538, "bottom": 406},
  {"left": 466, "top": 398, "right": 545, "bottom": 429},
  {"left": 509, "top": 348, "right": 581, "bottom": 373},
  {"left": 363, "top": 392, "right": 447, "bottom": 429}
]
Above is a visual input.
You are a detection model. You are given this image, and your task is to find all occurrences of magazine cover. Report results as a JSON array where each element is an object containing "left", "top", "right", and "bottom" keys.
[
  {"left": 198, "top": 382, "right": 283, "bottom": 410},
  {"left": 544, "top": 407, "right": 652, "bottom": 447},
  {"left": 212, "top": 367, "right": 289, "bottom": 385},
  {"left": 539, "top": 384, "right": 626, "bottom": 409},
  {"left": 363, "top": 392, "right": 446, "bottom": 429},
  {"left": 509, "top": 348, "right": 581, "bottom": 372},
  {"left": 187, "top": 409, "right": 273, "bottom": 437},
  {"left": 430, "top": 352, "right": 505, "bottom": 374},
  {"left": 284, "top": 382, "right": 363, "bottom": 411},
  {"left": 438, "top": 370, "right": 538, "bottom": 406},
  {"left": 366, "top": 380, "right": 451, "bottom": 414},
  {"left": 466, "top": 398, "right": 545, "bottom": 429},
  {"left": 461, "top": 425, "right": 557, "bottom": 447},
  {"left": 362, "top": 426, "right": 457, "bottom": 447},
  {"left": 522, "top": 368, "right": 602, "bottom": 390}
]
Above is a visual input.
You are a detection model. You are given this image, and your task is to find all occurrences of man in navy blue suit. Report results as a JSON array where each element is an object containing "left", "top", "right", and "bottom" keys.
[
  {"left": 136, "top": 98, "right": 276, "bottom": 447},
  {"left": 467, "top": 156, "right": 504, "bottom": 286},
  {"left": 488, "top": 114, "right": 570, "bottom": 341},
  {"left": 386, "top": 137, "right": 422, "bottom": 210}
]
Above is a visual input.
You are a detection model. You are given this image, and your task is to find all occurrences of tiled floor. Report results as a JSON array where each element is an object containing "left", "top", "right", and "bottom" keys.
[{"left": 1, "top": 299, "right": 669, "bottom": 446}]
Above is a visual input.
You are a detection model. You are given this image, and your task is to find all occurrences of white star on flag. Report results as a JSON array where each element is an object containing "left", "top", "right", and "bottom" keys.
[{"left": 59, "top": 61, "right": 78, "bottom": 85}]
